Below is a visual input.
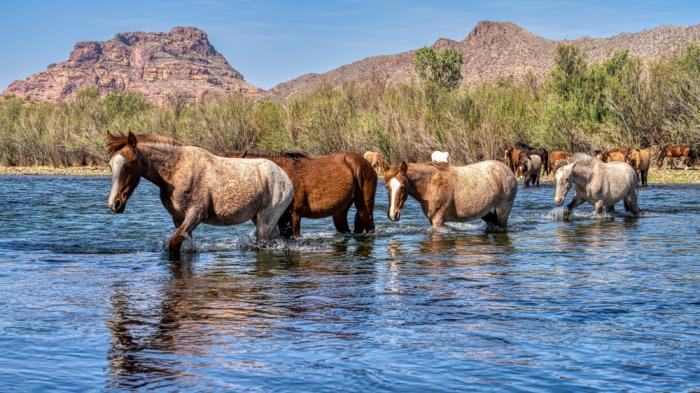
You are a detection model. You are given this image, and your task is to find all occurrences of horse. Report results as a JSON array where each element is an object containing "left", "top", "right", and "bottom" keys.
[
  {"left": 553, "top": 153, "right": 640, "bottom": 219},
  {"left": 626, "top": 148, "right": 651, "bottom": 187},
  {"left": 504, "top": 147, "right": 526, "bottom": 173},
  {"left": 518, "top": 154, "right": 542, "bottom": 187},
  {"left": 383, "top": 161, "right": 517, "bottom": 229},
  {"left": 515, "top": 142, "right": 550, "bottom": 174},
  {"left": 606, "top": 148, "right": 631, "bottom": 163},
  {"left": 594, "top": 149, "right": 609, "bottom": 162},
  {"left": 363, "top": 151, "right": 389, "bottom": 174},
  {"left": 223, "top": 150, "right": 377, "bottom": 238},
  {"left": 549, "top": 151, "right": 571, "bottom": 171},
  {"left": 106, "top": 132, "right": 294, "bottom": 260},
  {"left": 431, "top": 151, "right": 450, "bottom": 163},
  {"left": 656, "top": 144, "right": 696, "bottom": 169}
]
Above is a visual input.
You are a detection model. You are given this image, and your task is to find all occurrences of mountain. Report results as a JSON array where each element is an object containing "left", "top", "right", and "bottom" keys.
[
  {"left": 3, "top": 26, "right": 261, "bottom": 104},
  {"left": 269, "top": 21, "right": 700, "bottom": 99}
]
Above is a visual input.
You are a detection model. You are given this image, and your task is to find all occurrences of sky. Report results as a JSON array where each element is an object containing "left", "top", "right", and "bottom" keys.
[{"left": 1, "top": 0, "right": 699, "bottom": 90}]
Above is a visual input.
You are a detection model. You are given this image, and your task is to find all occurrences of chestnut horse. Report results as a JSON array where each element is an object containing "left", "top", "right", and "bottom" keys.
[
  {"left": 224, "top": 150, "right": 377, "bottom": 238},
  {"left": 383, "top": 161, "right": 517, "bottom": 229},
  {"left": 606, "top": 148, "right": 631, "bottom": 163},
  {"left": 549, "top": 151, "right": 571, "bottom": 170},
  {"left": 106, "top": 133, "right": 294, "bottom": 260},
  {"left": 656, "top": 144, "right": 697, "bottom": 169},
  {"left": 515, "top": 142, "right": 550, "bottom": 174},
  {"left": 626, "top": 148, "right": 651, "bottom": 187}
]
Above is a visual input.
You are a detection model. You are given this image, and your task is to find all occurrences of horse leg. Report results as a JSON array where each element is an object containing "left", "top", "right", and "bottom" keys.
[
  {"left": 594, "top": 201, "right": 605, "bottom": 215},
  {"left": 642, "top": 170, "right": 648, "bottom": 187},
  {"left": 353, "top": 177, "right": 376, "bottom": 234},
  {"left": 606, "top": 205, "right": 615, "bottom": 214},
  {"left": 495, "top": 200, "right": 514, "bottom": 229},
  {"left": 481, "top": 210, "right": 498, "bottom": 225},
  {"left": 168, "top": 211, "right": 201, "bottom": 261},
  {"left": 431, "top": 214, "right": 445, "bottom": 228},
  {"left": 624, "top": 189, "right": 641, "bottom": 216},
  {"left": 276, "top": 208, "right": 293, "bottom": 239},
  {"left": 333, "top": 203, "right": 352, "bottom": 234},
  {"left": 564, "top": 196, "right": 585, "bottom": 219},
  {"left": 290, "top": 212, "right": 302, "bottom": 238}
]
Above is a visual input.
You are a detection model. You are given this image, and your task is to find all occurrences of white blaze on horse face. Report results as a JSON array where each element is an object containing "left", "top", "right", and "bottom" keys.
[
  {"left": 108, "top": 154, "right": 125, "bottom": 207},
  {"left": 388, "top": 177, "right": 402, "bottom": 220},
  {"left": 554, "top": 166, "right": 572, "bottom": 205}
]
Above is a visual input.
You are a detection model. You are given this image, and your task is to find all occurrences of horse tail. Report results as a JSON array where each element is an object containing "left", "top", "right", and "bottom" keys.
[{"left": 348, "top": 153, "right": 377, "bottom": 233}]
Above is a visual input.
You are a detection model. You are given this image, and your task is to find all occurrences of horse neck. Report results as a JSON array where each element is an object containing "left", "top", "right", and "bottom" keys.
[
  {"left": 405, "top": 164, "right": 437, "bottom": 201},
  {"left": 137, "top": 143, "right": 184, "bottom": 187},
  {"left": 571, "top": 163, "right": 594, "bottom": 185}
]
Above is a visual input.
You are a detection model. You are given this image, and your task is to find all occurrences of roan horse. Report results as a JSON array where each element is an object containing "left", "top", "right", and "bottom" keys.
[
  {"left": 224, "top": 150, "right": 377, "bottom": 237},
  {"left": 554, "top": 153, "right": 640, "bottom": 219},
  {"left": 515, "top": 142, "right": 550, "bottom": 174},
  {"left": 384, "top": 161, "right": 517, "bottom": 229},
  {"left": 107, "top": 132, "right": 294, "bottom": 260},
  {"left": 656, "top": 144, "right": 697, "bottom": 169}
]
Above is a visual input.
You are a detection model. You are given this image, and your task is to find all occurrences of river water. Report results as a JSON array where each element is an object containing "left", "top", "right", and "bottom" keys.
[{"left": 0, "top": 176, "right": 698, "bottom": 392}]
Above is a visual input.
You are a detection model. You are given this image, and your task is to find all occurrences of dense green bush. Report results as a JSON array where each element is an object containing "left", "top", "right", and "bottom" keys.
[{"left": 1, "top": 43, "right": 699, "bottom": 166}]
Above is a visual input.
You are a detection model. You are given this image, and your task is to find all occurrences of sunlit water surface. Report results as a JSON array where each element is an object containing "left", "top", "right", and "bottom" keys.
[{"left": 0, "top": 176, "right": 699, "bottom": 392}]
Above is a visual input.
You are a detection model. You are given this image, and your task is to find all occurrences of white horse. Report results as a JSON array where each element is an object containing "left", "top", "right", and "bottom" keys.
[
  {"left": 554, "top": 153, "right": 640, "bottom": 218},
  {"left": 431, "top": 151, "right": 450, "bottom": 163}
]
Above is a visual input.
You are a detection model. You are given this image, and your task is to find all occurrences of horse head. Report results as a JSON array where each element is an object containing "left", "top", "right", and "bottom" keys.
[
  {"left": 106, "top": 132, "right": 143, "bottom": 213},
  {"left": 384, "top": 162, "right": 409, "bottom": 221},
  {"left": 554, "top": 161, "right": 575, "bottom": 205}
]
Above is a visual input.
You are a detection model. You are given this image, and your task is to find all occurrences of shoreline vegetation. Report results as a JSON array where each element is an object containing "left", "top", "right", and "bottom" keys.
[
  {"left": 1, "top": 165, "right": 698, "bottom": 185},
  {"left": 1, "top": 44, "right": 698, "bottom": 180}
]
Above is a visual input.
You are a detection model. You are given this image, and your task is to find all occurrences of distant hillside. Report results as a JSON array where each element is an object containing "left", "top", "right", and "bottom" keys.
[
  {"left": 3, "top": 26, "right": 261, "bottom": 104},
  {"left": 269, "top": 21, "right": 700, "bottom": 99}
]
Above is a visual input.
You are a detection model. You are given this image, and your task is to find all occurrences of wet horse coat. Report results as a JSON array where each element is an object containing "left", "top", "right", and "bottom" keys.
[
  {"left": 554, "top": 153, "right": 640, "bottom": 218},
  {"left": 224, "top": 151, "right": 377, "bottom": 237},
  {"left": 106, "top": 133, "right": 294, "bottom": 260},
  {"left": 384, "top": 161, "right": 517, "bottom": 229}
]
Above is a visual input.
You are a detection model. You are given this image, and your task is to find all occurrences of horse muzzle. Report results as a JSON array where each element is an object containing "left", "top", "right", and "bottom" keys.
[
  {"left": 554, "top": 196, "right": 564, "bottom": 206},
  {"left": 109, "top": 198, "right": 126, "bottom": 213},
  {"left": 387, "top": 211, "right": 401, "bottom": 221}
]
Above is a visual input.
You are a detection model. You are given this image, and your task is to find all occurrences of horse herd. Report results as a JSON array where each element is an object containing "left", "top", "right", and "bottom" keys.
[{"left": 105, "top": 132, "right": 694, "bottom": 260}]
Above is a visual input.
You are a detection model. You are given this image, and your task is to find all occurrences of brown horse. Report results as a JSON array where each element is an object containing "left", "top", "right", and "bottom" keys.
[
  {"left": 224, "top": 150, "right": 377, "bottom": 238},
  {"left": 606, "top": 148, "right": 631, "bottom": 163},
  {"left": 363, "top": 151, "right": 389, "bottom": 174},
  {"left": 549, "top": 151, "right": 571, "bottom": 170},
  {"left": 384, "top": 161, "right": 517, "bottom": 229},
  {"left": 626, "top": 148, "right": 651, "bottom": 187},
  {"left": 504, "top": 147, "right": 526, "bottom": 173},
  {"left": 106, "top": 133, "right": 294, "bottom": 260},
  {"left": 656, "top": 144, "right": 697, "bottom": 169}
]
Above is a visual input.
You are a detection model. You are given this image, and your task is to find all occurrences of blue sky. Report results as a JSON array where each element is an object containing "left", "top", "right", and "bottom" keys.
[{"left": 1, "top": 0, "right": 699, "bottom": 90}]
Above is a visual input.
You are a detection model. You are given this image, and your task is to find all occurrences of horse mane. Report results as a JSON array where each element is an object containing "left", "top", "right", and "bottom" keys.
[
  {"left": 225, "top": 149, "right": 308, "bottom": 160},
  {"left": 106, "top": 133, "right": 180, "bottom": 154}
]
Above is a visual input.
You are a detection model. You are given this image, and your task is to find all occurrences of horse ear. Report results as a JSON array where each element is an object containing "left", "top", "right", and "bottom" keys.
[
  {"left": 400, "top": 161, "right": 408, "bottom": 173},
  {"left": 127, "top": 132, "right": 137, "bottom": 148}
]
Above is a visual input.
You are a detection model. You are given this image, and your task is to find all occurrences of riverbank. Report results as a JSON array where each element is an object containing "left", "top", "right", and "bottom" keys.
[
  {"left": 1, "top": 165, "right": 699, "bottom": 184},
  {"left": 0, "top": 166, "right": 110, "bottom": 176}
]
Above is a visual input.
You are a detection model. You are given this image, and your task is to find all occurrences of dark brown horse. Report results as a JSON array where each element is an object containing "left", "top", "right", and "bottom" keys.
[
  {"left": 504, "top": 147, "right": 526, "bottom": 173},
  {"left": 515, "top": 142, "right": 550, "bottom": 174},
  {"left": 224, "top": 150, "right": 377, "bottom": 238},
  {"left": 656, "top": 144, "right": 697, "bottom": 169}
]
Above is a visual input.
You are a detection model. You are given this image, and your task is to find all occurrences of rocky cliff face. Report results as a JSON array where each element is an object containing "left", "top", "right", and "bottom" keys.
[
  {"left": 269, "top": 21, "right": 700, "bottom": 99},
  {"left": 3, "top": 26, "right": 261, "bottom": 104}
]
